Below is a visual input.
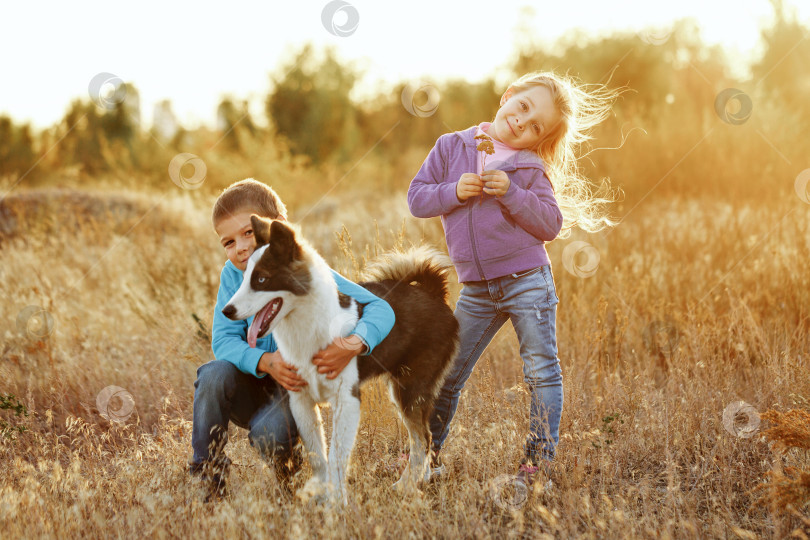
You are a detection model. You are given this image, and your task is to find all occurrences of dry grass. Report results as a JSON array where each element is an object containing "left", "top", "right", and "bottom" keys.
[
  {"left": 1, "top": 182, "right": 809, "bottom": 539},
  {"left": 751, "top": 408, "right": 810, "bottom": 535}
]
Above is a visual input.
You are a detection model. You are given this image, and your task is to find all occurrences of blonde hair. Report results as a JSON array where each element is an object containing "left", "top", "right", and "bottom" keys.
[
  {"left": 503, "top": 71, "right": 622, "bottom": 237},
  {"left": 212, "top": 178, "right": 288, "bottom": 228}
]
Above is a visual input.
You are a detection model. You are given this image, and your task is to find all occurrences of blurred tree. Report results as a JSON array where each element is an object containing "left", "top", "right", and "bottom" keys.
[
  {"left": 53, "top": 83, "right": 141, "bottom": 176},
  {"left": 216, "top": 98, "right": 257, "bottom": 152},
  {"left": 514, "top": 33, "right": 670, "bottom": 118},
  {"left": 752, "top": 0, "right": 810, "bottom": 120},
  {"left": 152, "top": 99, "right": 180, "bottom": 143},
  {"left": 356, "top": 77, "right": 500, "bottom": 168},
  {"left": 438, "top": 78, "right": 501, "bottom": 131},
  {"left": 267, "top": 45, "right": 358, "bottom": 164},
  {"left": 511, "top": 19, "right": 729, "bottom": 123},
  {"left": 57, "top": 100, "right": 106, "bottom": 175},
  {"left": 101, "top": 83, "right": 140, "bottom": 168},
  {"left": 0, "top": 116, "right": 37, "bottom": 180}
]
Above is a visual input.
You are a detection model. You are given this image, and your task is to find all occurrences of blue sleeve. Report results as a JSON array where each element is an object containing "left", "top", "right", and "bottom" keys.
[
  {"left": 330, "top": 269, "right": 395, "bottom": 355},
  {"left": 211, "top": 266, "right": 278, "bottom": 378}
]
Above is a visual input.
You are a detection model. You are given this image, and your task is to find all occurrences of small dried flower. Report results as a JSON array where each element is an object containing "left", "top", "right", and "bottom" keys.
[
  {"left": 475, "top": 133, "right": 496, "bottom": 157},
  {"left": 474, "top": 133, "right": 495, "bottom": 204}
]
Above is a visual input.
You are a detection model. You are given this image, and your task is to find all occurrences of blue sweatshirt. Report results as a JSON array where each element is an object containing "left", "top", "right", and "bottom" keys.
[{"left": 212, "top": 259, "right": 395, "bottom": 378}]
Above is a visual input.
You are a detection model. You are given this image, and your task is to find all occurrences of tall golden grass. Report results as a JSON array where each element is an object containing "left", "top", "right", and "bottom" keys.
[
  {"left": 1, "top": 146, "right": 808, "bottom": 537},
  {"left": 2, "top": 19, "right": 810, "bottom": 529}
]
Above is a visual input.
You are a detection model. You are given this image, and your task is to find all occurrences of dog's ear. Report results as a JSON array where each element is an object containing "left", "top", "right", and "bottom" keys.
[
  {"left": 250, "top": 215, "right": 273, "bottom": 246},
  {"left": 268, "top": 219, "right": 300, "bottom": 263}
]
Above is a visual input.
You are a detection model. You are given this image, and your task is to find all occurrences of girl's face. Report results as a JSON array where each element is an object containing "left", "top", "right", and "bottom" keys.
[{"left": 489, "top": 85, "right": 560, "bottom": 150}]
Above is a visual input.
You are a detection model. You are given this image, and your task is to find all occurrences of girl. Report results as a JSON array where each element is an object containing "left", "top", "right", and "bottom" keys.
[{"left": 407, "top": 71, "right": 618, "bottom": 488}]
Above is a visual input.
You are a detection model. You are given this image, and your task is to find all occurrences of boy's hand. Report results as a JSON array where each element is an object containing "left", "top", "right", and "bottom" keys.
[
  {"left": 259, "top": 351, "right": 308, "bottom": 392},
  {"left": 312, "top": 335, "right": 365, "bottom": 380},
  {"left": 456, "top": 173, "right": 484, "bottom": 201},
  {"left": 481, "top": 169, "right": 510, "bottom": 197}
]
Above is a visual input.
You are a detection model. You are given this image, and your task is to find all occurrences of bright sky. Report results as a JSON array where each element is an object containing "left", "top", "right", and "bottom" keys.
[{"left": 1, "top": 0, "right": 807, "bottom": 130}]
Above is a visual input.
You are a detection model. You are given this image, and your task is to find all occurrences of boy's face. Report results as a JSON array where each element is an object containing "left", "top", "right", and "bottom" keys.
[
  {"left": 216, "top": 211, "right": 283, "bottom": 272},
  {"left": 489, "top": 85, "right": 560, "bottom": 150}
]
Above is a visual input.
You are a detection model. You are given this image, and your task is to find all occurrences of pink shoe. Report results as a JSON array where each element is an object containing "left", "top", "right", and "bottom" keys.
[{"left": 516, "top": 459, "right": 554, "bottom": 492}]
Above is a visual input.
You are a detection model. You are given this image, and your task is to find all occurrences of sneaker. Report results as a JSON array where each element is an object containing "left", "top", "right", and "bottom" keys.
[
  {"left": 189, "top": 456, "right": 231, "bottom": 502},
  {"left": 516, "top": 458, "right": 554, "bottom": 493},
  {"left": 427, "top": 460, "right": 446, "bottom": 483},
  {"left": 386, "top": 453, "right": 446, "bottom": 483}
]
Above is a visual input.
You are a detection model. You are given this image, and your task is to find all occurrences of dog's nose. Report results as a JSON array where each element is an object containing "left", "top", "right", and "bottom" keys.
[{"left": 222, "top": 304, "right": 237, "bottom": 319}]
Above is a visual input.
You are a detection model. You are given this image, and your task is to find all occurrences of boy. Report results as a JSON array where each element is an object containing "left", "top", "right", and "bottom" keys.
[{"left": 189, "top": 178, "right": 395, "bottom": 500}]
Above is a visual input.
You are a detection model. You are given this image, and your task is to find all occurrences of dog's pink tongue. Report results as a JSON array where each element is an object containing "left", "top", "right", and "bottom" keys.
[
  {"left": 247, "top": 301, "right": 275, "bottom": 348},
  {"left": 247, "top": 316, "right": 261, "bottom": 348}
]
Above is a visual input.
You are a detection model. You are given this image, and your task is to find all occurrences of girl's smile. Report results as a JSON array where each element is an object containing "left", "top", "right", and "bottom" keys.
[{"left": 488, "top": 85, "right": 560, "bottom": 150}]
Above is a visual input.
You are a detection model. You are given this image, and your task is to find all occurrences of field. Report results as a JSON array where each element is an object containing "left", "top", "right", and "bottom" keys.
[
  {"left": 1, "top": 170, "right": 808, "bottom": 537},
  {"left": 2, "top": 12, "right": 810, "bottom": 535}
]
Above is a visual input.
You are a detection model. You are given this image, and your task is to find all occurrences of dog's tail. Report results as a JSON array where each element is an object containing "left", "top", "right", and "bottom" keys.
[{"left": 363, "top": 246, "right": 453, "bottom": 302}]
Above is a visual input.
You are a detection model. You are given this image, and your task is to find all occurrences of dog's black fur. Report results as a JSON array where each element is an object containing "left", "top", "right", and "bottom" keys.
[{"left": 354, "top": 274, "right": 458, "bottom": 446}]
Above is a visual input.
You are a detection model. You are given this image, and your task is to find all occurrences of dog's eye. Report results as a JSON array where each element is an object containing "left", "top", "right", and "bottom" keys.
[{"left": 257, "top": 277, "right": 266, "bottom": 284}]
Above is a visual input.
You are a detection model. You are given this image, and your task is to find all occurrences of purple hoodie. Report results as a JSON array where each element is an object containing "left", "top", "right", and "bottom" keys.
[{"left": 408, "top": 126, "right": 563, "bottom": 282}]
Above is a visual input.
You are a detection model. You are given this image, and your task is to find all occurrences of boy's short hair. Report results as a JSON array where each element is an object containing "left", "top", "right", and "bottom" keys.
[{"left": 212, "top": 178, "right": 288, "bottom": 228}]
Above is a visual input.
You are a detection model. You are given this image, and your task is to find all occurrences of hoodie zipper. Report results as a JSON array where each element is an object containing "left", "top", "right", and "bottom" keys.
[
  {"left": 468, "top": 203, "right": 486, "bottom": 280},
  {"left": 455, "top": 128, "right": 546, "bottom": 281},
  {"left": 464, "top": 140, "right": 486, "bottom": 280}
]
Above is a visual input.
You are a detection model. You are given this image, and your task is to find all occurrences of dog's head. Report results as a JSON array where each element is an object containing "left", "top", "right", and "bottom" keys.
[{"left": 221, "top": 216, "right": 312, "bottom": 347}]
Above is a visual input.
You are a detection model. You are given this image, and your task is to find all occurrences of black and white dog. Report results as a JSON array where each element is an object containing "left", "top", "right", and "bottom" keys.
[{"left": 222, "top": 217, "right": 458, "bottom": 503}]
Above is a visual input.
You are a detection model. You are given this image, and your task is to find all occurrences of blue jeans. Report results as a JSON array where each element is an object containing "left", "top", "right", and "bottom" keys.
[
  {"left": 190, "top": 360, "right": 299, "bottom": 467},
  {"left": 429, "top": 265, "right": 563, "bottom": 463}
]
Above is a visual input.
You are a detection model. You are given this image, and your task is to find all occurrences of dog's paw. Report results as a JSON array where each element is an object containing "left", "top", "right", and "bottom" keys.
[
  {"left": 296, "top": 477, "right": 329, "bottom": 504},
  {"left": 296, "top": 477, "right": 345, "bottom": 506},
  {"left": 392, "top": 476, "right": 423, "bottom": 496}
]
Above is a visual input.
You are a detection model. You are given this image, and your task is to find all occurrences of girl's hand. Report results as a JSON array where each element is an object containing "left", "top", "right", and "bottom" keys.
[
  {"left": 481, "top": 170, "right": 510, "bottom": 197},
  {"left": 457, "top": 173, "right": 484, "bottom": 201},
  {"left": 259, "top": 351, "right": 308, "bottom": 392},
  {"left": 312, "top": 335, "right": 365, "bottom": 380}
]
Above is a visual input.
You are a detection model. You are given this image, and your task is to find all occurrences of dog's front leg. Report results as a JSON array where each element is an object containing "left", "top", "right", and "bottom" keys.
[
  {"left": 327, "top": 377, "right": 361, "bottom": 505},
  {"left": 288, "top": 390, "right": 328, "bottom": 498}
]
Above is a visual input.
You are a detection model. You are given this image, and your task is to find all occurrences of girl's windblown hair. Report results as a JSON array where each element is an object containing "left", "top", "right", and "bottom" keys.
[{"left": 505, "top": 71, "right": 623, "bottom": 237}]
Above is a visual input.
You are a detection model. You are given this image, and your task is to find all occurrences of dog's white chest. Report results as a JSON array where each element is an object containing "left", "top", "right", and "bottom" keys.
[
  {"left": 301, "top": 359, "right": 357, "bottom": 404},
  {"left": 307, "top": 376, "right": 332, "bottom": 404}
]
